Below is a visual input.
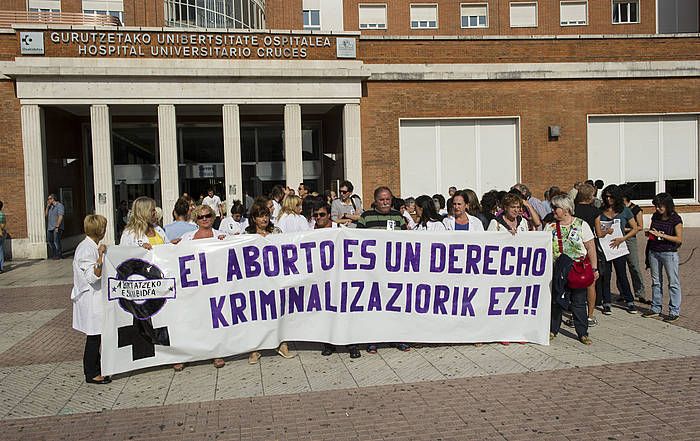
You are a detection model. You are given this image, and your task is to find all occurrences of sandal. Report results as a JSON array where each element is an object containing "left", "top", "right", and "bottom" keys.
[
  {"left": 277, "top": 342, "right": 296, "bottom": 359},
  {"left": 213, "top": 358, "right": 225, "bottom": 368},
  {"left": 366, "top": 344, "right": 378, "bottom": 354},
  {"left": 579, "top": 335, "right": 593, "bottom": 346},
  {"left": 248, "top": 351, "right": 261, "bottom": 364},
  {"left": 173, "top": 363, "right": 185, "bottom": 372}
]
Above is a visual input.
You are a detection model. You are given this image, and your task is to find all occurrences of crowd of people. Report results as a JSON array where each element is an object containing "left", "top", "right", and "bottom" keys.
[{"left": 68, "top": 179, "right": 685, "bottom": 384}]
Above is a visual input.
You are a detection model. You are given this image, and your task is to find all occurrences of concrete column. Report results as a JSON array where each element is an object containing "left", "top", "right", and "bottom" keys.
[
  {"left": 222, "top": 104, "right": 242, "bottom": 207},
  {"left": 343, "top": 103, "right": 363, "bottom": 198},
  {"left": 20, "top": 105, "right": 48, "bottom": 258},
  {"left": 90, "top": 105, "right": 116, "bottom": 245},
  {"left": 284, "top": 104, "right": 303, "bottom": 189},
  {"left": 158, "top": 105, "right": 179, "bottom": 220}
]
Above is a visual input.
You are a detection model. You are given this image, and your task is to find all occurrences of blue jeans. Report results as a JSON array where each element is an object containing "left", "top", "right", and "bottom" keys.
[
  {"left": 648, "top": 251, "right": 682, "bottom": 316},
  {"left": 602, "top": 256, "right": 634, "bottom": 306},
  {"left": 0, "top": 234, "right": 4, "bottom": 270},
  {"left": 47, "top": 229, "right": 63, "bottom": 258}
]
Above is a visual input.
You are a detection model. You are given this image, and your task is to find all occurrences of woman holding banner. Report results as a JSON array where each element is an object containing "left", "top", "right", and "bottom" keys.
[
  {"left": 120, "top": 197, "right": 169, "bottom": 248},
  {"left": 545, "top": 195, "right": 599, "bottom": 345},
  {"left": 443, "top": 190, "right": 483, "bottom": 231},
  {"left": 72, "top": 214, "right": 111, "bottom": 384},
  {"left": 177, "top": 204, "right": 228, "bottom": 369},
  {"left": 244, "top": 201, "right": 295, "bottom": 364}
]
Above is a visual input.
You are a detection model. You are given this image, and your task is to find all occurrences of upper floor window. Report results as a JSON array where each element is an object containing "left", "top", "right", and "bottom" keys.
[
  {"left": 612, "top": 0, "right": 639, "bottom": 24},
  {"left": 410, "top": 4, "right": 438, "bottom": 29},
  {"left": 461, "top": 4, "right": 488, "bottom": 28},
  {"left": 560, "top": 1, "right": 587, "bottom": 26},
  {"left": 359, "top": 4, "right": 387, "bottom": 29},
  {"left": 83, "top": 1, "right": 124, "bottom": 22},
  {"left": 303, "top": 9, "right": 321, "bottom": 30},
  {"left": 28, "top": 0, "right": 61, "bottom": 12},
  {"left": 510, "top": 2, "right": 538, "bottom": 28}
]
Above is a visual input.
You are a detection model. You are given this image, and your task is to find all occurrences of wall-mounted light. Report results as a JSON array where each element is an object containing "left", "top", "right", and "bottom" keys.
[{"left": 548, "top": 125, "right": 560, "bottom": 140}]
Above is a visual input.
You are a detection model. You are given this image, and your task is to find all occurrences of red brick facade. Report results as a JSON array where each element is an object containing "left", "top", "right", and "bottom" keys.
[
  {"left": 359, "top": 78, "right": 700, "bottom": 203},
  {"left": 0, "top": 81, "right": 26, "bottom": 239},
  {"left": 344, "top": 0, "right": 655, "bottom": 36}
]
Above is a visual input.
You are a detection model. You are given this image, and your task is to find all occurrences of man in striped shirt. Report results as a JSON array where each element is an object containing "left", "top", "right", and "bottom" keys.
[{"left": 357, "top": 186, "right": 407, "bottom": 230}]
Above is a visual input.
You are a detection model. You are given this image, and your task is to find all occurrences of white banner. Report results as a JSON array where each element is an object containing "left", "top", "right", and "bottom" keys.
[{"left": 101, "top": 229, "right": 553, "bottom": 376}]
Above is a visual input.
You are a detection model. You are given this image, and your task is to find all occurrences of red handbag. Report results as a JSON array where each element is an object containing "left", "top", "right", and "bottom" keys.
[{"left": 556, "top": 221, "right": 595, "bottom": 289}]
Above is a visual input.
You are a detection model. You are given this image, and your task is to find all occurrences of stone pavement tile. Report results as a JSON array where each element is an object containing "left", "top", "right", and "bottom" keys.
[
  {"left": 0, "top": 309, "right": 64, "bottom": 354},
  {"left": 341, "top": 349, "right": 402, "bottom": 387},
  {"left": 0, "top": 308, "right": 83, "bottom": 367},
  {"left": 415, "top": 344, "right": 488, "bottom": 378},
  {"left": 164, "top": 361, "right": 217, "bottom": 405},
  {"left": 0, "top": 259, "right": 73, "bottom": 289},
  {"left": 215, "top": 356, "right": 264, "bottom": 400},
  {"left": 260, "top": 351, "right": 311, "bottom": 395},
  {"left": 0, "top": 363, "right": 57, "bottom": 418},
  {"left": 59, "top": 374, "right": 127, "bottom": 415},
  {"left": 378, "top": 346, "right": 445, "bottom": 383},
  {"left": 112, "top": 367, "right": 174, "bottom": 410},
  {"left": 5, "top": 361, "right": 84, "bottom": 419},
  {"left": 453, "top": 344, "right": 529, "bottom": 375},
  {"left": 297, "top": 348, "right": 358, "bottom": 392}
]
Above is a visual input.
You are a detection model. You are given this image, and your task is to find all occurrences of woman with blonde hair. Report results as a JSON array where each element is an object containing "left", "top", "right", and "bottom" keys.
[
  {"left": 72, "top": 214, "right": 110, "bottom": 384},
  {"left": 275, "top": 194, "right": 310, "bottom": 233},
  {"left": 120, "top": 197, "right": 169, "bottom": 248}
]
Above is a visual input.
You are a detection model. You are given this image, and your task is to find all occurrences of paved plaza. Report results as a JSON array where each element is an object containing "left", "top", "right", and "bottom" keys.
[{"left": 0, "top": 231, "right": 699, "bottom": 440}]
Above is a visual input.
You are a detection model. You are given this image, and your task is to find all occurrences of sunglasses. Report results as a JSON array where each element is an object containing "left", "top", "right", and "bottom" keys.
[
  {"left": 197, "top": 213, "right": 214, "bottom": 220},
  {"left": 340, "top": 190, "right": 350, "bottom": 194},
  {"left": 312, "top": 212, "right": 328, "bottom": 218}
]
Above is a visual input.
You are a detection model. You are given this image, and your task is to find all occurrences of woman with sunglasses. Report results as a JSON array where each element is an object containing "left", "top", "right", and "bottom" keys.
[
  {"left": 177, "top": 204, "right": 227, "bottom": 369},
  {"left": 244, "top": 201, "right": 294, "bottom": 364},
  {"left": 314, "top": 202, "right": 362, "bottom": 358},
  {"left": 642, "top": 193, "right": 683, "bottom": 322},
  {"left": 594, "top": 184, "right": 639, "bottom": 315}
]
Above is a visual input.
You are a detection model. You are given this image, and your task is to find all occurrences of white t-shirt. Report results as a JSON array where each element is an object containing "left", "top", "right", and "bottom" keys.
[
  {"left": 180, "top": 228, "right": 223, "bottom": 241},
  {"left": 275, "top": 213, "right": 311, "bottom": 233},
  {"left": 488, "top": 217, "right": 529, "bottom": 233},
  {"left": 218, "top": 217, "right": 243, "bottom": 236},
  {"left": 413, "top": 220, "right": 448, "bottom": 231},
  {"left": 202, "top": 195, "right": 222, "bottom": 216},
  {"left": 271, "top": 200, "right": 282, "bottom": 223}
]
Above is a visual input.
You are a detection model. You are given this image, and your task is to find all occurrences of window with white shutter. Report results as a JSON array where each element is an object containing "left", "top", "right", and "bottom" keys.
[
  {"left": 510, "top": 2, "right": 537, "bottom": 28},
  {"left": 560, "top": 1, "right": 587, "bottom": 26},
  {"left": 461, "top": 4, "right": 488, "bottom": 28},
  {"left": 359, "top": 4, "right": 387, "bottom": 29},
  {"left": 410, "top": 4, "right": 438, "bottom": 29}
]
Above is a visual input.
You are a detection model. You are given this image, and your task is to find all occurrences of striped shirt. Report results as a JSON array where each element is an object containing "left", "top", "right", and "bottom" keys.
[{"left": 356, "top": 209, "right": 407, "bottom": 230}]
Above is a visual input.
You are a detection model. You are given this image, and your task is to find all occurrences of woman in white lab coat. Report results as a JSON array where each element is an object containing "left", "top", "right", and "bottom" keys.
[{"left": 71, "top": 214, "right": 110, "bottom": 384}]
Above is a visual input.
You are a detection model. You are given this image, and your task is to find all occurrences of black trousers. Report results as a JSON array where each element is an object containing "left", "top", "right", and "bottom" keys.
[
  {"left": 83, "top": 334, "right": 102, "bottom": 380},
  {"left": 551, "top": 287, "right": 588, "bottom": 338}
]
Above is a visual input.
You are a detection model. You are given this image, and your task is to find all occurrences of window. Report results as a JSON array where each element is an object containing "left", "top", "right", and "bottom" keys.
[
  {"left": 28, "top": 0, "right": 60, "bottom": 12},
  {"left": 83, "top": 0, "right": 124, "bottom": 22},
  {"left": 588, "top": 115, "right": 699, "bottom": 203},
  {"left": 359, "top": 4, "right": 387, "bottom": 29},
  {"left": 461, "top": 3, "right": 488, "bottom": 28},
  {"left": 410, "top": 4, "right": 438, "bottom": 29},
  {"left": 560, "top": 1, "right": 587, "bottom": 25},
  {"left": 510, "top": 2, "right": 537, "bottom": 28},
  {"left": 303, "top": 9, "right": 320, "bottom": 30},
  {"left": 612, "top": 0, "right": 639, "bottom": 24}
]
